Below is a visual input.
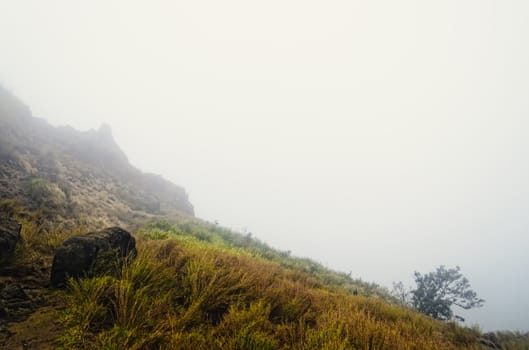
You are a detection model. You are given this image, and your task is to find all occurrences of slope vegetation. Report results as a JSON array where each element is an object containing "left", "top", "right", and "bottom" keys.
[
  {"left": 2, "top": 87, "right": 525, "bottom": 349},
  {"left": 3, "top": 215, "right": 485, "bottom": 349}
]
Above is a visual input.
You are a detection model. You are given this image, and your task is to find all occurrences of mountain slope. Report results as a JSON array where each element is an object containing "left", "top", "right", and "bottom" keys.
[
  {"left": 0, "top": 88, "right": 512, "bottom": 349},
  {"left": 0, "top": 85, "right": 194, "bottom": 229}
]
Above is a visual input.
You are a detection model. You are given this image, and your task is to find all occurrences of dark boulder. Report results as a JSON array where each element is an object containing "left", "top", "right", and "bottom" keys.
[
  {"left": 0, "top": 284, "right": 32, "bottom": 322},
  {"left": 0, "top": 283, "right": 31, "bottom": 308},
  {"left": 0, "top": 218, "right": 22, "bottom": 261},
  {"left": 50, "top": 227, "right": 136, "bottom": 287}
]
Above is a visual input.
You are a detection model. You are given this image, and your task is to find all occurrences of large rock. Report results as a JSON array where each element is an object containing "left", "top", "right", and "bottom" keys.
[
  {"left": 50, "top": 227, "right": 136, "bottom": 287},
  {"left": 0, "top": 284, "right": 32, "bottom": 318},
  {"left": 0, "top": 218, "right": 22, "bottom": 260}
]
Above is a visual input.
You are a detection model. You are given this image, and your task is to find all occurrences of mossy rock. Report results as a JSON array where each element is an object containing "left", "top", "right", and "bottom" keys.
[{"left": 50, "top": 227, "right": 136, "bottom": 287}]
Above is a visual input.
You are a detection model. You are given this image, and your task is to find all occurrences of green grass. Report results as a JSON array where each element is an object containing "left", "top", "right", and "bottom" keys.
[
  {"left": 138, "top": 219, "right": 392, "bottom": 299},
  {"left": 55, "top": 221, "right": 485, "bottom": 349},
  {"left": 3, "top": 214, "right": 514, "bottom": 349}
]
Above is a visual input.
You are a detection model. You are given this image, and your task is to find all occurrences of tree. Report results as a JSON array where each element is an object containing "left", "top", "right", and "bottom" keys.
[
  {"left": 391, "top": 281, "right": 412, "bottom": 306},
  {"left": 410, "top": 265, "right": 484, "bottom": 321}
]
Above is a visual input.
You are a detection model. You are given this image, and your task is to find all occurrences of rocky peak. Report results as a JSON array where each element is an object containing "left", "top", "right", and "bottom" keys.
[
  {"left": 0, "top": 87, "right": 194, "bottom": 228},
  {"left": 98, "top": 123, "right": 113, "bottom": 137}
]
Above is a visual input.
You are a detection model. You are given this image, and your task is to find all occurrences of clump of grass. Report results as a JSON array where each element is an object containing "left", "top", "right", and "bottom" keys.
[
  {"left": 10, "top": 218, "right": 83, "bottom": 266},
  {"left": 140, "top": 228, "right": 169, "bottom": 240},
  {"left": 0, "top": 198, "right": 27, "bottom": 218},
  {"left": 59, "top": 244, "right": 179, "bottom": 349},
  {"left": 481, "top": 330, "right": 529, "bottom": 349},
  {"left": 212, "top": 302, "right": 277, "bottom": 349}
]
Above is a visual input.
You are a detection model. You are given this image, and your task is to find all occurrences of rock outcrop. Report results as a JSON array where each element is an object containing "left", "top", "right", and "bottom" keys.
[
  {"left": 0, "top": 218, "right": 22, "bottom": 261},
  {"left": 0, "top": 284, "right": 32, "bottom": 318},
  {"left": 50, "top": 227, "right": 136, "bottom": 287},
  {"left": 0, "top": 85, "right": 194, "bottom": 229}
]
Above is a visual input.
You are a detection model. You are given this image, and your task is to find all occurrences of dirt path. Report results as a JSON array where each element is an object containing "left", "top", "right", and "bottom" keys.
[
  {"left": 1, "top": 304, "right": 63, "bottom": 350},
  {"left": 1, "top": 259, "right": 65, "bottom": 349}
]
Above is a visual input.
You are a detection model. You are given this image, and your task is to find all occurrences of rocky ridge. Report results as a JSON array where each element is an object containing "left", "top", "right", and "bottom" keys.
[{"left": 0, "top": 85, "right": 194, "bottom": 230}]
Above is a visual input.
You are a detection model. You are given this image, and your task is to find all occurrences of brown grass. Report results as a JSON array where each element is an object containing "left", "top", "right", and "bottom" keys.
[{"left": 57, "top": 234, "right": 483, "bottom": 349}]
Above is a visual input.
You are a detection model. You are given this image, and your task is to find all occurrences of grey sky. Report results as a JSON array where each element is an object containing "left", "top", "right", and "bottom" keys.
[{"left": 1, "top": 1, "right": 528, "bottom": 331}]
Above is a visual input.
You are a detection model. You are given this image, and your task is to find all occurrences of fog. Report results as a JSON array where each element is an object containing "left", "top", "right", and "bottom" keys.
[{"left": 1, "top": 1, "right": 528, "bottom": 331}]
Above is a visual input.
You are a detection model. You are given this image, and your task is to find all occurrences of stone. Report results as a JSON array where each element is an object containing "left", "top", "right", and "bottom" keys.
[
  {"left": 50, "top": 227, "right": 136, "bottom": 287},
  {"left": 0, "top": 300, "right": 7, "bottom": 318},
  {"left": 0, "top": 218, "right": 22, "bottom": 261},
  {"left": 0, "top": 284, "right": 32, "bottom": 319},
  {"left": 0, "top": 284, "right": 29, "bottom": 302}
]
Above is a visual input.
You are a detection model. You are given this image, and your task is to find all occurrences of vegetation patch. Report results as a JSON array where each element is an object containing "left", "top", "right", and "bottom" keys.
[{"left": 56, "top": 223, "right": 486, "bottom": 349}]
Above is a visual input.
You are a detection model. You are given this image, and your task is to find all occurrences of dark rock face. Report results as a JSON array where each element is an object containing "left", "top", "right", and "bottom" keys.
[
  {"left": 0, "top": 284, "right": 31, "bottom": 311},
  {"left": 50, "top": 227, "right": 136, "bottom": 287},
  {"left": 0, "top": 218, "right": 22, "bottom": 260},
  {"left": 0, "top": 284, "right": 32, "bottom": 322}
]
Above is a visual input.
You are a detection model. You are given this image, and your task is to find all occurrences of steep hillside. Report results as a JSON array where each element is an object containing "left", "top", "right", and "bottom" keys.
[
  {"left": 1, "top": 88, "right": 522, "bottom": 349},
  {"left": 1, "top": 213, "right": 500, "bottom": 350},
  {"left": 0, "top": 86, "right": 194, "bottom": 229}
]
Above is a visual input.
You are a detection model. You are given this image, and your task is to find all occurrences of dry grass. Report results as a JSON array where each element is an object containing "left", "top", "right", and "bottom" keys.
[
  {"left": 8, "top": 218, "right": 83, "bottom": 271},
  {"left": 57, "top": 233, "right": 483, "bottom": 349},
  {"left": 0, "top": 213, "right": 487, "bottom": 349}
]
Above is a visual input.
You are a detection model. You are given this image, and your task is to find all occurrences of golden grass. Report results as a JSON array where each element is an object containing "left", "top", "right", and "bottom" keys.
[
  {"left": 9, "top": 218, "right": 83, "bottom": 270},
  {"left": 0, "top": 211, "right": 487, "bottom": 349},
  {"left": 57, "top": 234, "right": 483, "bottom": 349}
]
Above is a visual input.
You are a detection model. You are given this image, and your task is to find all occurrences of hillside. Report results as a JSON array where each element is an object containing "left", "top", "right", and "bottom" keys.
[
  {"left": 0, "top": 85, "right": 194, "bottom": 229},
  {"left": 1, "top": 89, "right": 526, "bottom": 349}
]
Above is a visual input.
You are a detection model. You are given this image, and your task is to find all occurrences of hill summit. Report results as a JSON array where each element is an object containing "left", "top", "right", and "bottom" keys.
[{"left": 0, "top": 85, "right": 194, "bottom": 229}]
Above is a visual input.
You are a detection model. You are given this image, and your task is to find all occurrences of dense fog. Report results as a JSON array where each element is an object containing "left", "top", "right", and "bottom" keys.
[{"left": 1, "top": 1, "right": 528, "bottom": 331}]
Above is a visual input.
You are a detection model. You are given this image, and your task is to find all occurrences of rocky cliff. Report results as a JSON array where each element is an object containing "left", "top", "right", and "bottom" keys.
[{"left": 0, "top": 85, "right": 194, "bottom": 229}]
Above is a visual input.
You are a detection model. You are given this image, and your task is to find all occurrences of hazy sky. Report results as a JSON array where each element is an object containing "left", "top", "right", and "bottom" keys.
[{"left": 1, "top": 1, "right": 528, "bottom": 331}]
